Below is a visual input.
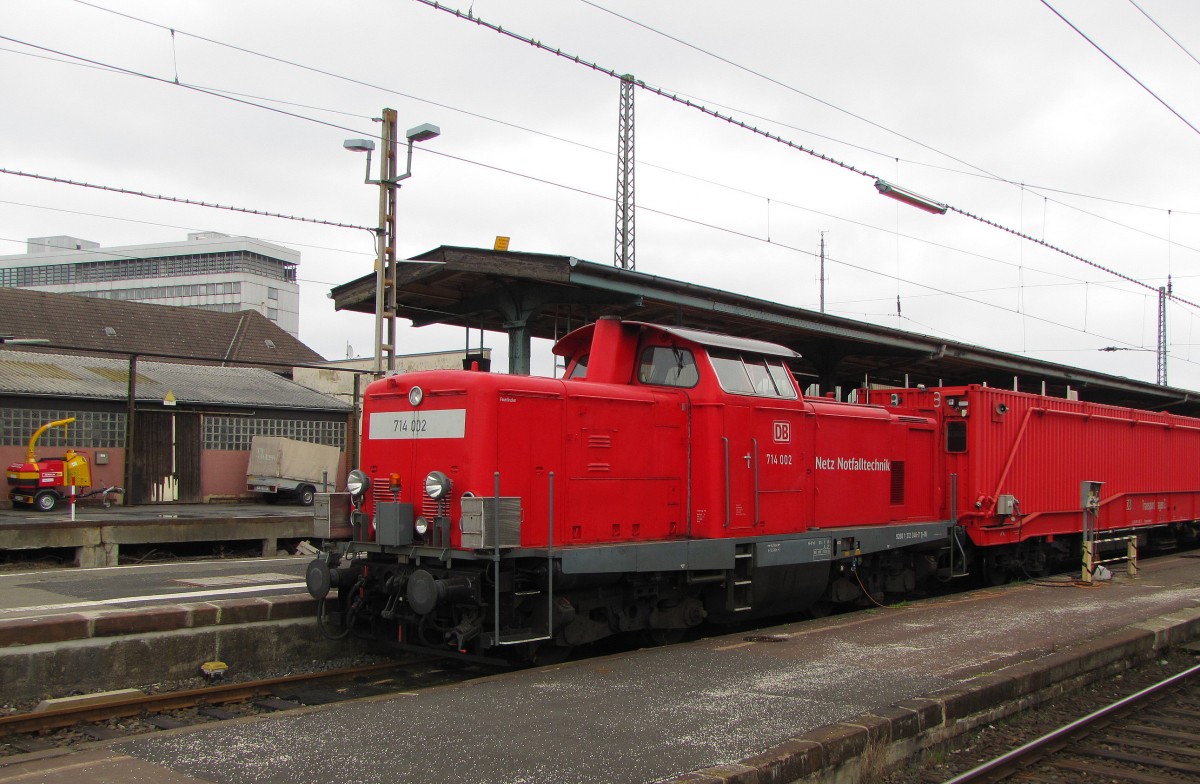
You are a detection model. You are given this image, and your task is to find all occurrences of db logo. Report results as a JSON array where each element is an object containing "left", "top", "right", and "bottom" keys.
[{"left": 773, "top": 421, "right": 791, "bottom": 443}]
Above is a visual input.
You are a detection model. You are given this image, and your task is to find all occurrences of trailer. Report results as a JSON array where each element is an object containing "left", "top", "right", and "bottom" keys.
[{"left": 246, "top": 436, "right": 340, "bottom": 506}]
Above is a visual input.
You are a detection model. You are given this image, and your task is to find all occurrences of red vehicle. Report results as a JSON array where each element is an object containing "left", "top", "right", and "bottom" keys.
[
  {"left": 868, "top": 385, "right": 1200, "bottom": 578},
  {"left": 306, "top": 318, "right": 1199, "bottom": 661}
]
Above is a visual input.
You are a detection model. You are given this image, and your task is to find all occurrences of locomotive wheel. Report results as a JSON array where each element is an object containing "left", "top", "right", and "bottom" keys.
[{"left": 34, "top": 491, "right": 57, "bottom": 512}]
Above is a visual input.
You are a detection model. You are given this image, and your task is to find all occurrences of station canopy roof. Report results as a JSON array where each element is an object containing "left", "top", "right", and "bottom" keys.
[{"left": 331, "top": 246, "right": 1199, "bottom": 414}]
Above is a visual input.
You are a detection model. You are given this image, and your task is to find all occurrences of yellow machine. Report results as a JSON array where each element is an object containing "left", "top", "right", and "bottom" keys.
[{"left": 6, "top": 417, "right": 93, "bottom": 512}]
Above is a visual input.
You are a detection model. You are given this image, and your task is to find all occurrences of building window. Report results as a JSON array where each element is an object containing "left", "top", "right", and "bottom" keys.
[
  {"left": 202, "top": 416, "right": 346, "bottom": 451},
  {"left": 267, "top": 287, "right": 279, "bottom": 300},
  {"left": 0, "top": 409, "right": 126, "bottom": 448}
]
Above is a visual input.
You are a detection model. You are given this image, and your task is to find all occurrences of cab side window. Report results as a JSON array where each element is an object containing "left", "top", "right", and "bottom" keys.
[
  {"left": 637, "top": 346, "right": 698, "bottom": 388},
  {"left": 709, "top": 353, "right": 754, "bottom": 394},
  {"left": 566, "top": 354, "right": 589, "bottom": 379},
  {"left": 710, "top": 351, "right": 797, "bottom": 399}
]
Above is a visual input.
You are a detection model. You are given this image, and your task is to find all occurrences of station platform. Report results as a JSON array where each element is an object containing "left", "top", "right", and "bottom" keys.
[
  {"left": 0, "top": 503, "right": 317, "bottom": 567},
  {"left": 1, "top": 554, "right": 1198, "bottom": 783},
  {"left": 0, "top": 556, "right": 330, "bottom": 702}
]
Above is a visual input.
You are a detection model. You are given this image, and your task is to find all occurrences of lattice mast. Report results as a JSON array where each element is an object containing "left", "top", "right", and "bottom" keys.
[
  {"left": 614, "top": 74, "right": 636, "bottom": 270},
  {"left": 1157, "top": 277, "right": 1171, "bottom": 386}
]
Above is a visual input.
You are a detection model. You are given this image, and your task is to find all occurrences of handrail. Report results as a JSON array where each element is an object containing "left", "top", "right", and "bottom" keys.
[
  {"left": 751, "top": 437, "right": 759, "bottom": 525},
  {"left": 722, "top": 436, "right": 731, "bottom": 527}
]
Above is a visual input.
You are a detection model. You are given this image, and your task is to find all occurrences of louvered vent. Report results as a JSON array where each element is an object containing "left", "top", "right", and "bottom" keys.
[{"left": 890, "top": 461, "right": 905, "bottom": 505}]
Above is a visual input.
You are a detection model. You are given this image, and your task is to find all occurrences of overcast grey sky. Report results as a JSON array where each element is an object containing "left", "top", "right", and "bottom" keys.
[{"left": 4, "top": 0, "right": 1200, "bottom": 387}]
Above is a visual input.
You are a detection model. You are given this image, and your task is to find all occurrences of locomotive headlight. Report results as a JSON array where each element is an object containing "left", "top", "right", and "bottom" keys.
[
  {"left": 414, "top": 516, "right": 430, "bottom": 536},
  {"left": 408, "top": 386, "right": 424, "bottom": 407},
  {"left": 346, "top": 469, "right": 370, "bottom": 498},
  {"left": 424, "top": 470, "right": 452, "bottom": 500}
]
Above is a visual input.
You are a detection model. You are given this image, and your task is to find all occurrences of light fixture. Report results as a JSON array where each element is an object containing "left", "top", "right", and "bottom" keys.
[
  {"left": 346, "top": 469, "right": 370, "bottom": 498},
  {"left": 425, "top": 470, "right": 452, "bottom": 500},
  {"left": 343, "top": 112, "right": 441, "bottom": 375},
  {"left": 874, "top": 179, "right": 948, "bottom": 215},
  {"left": 405, "top": 123, "right": 440, "bottom": 143}
]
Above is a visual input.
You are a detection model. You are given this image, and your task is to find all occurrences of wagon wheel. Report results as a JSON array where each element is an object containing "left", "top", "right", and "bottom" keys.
[{"left": 34, "top": 491, "right": 58, "bottom": 512}]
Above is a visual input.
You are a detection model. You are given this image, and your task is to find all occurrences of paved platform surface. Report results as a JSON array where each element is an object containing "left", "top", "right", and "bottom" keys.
[
  {"left": 0, "top": 502, "right": 308, "bottom": 527},
  {"left": 0, "top": 503, "right": 321, "bottom": 568},
  {"left": 0, "top": 556, "right": 309, "bottom": 620},
  {"left": 1, "top": 554, "right": 1198, "bottom": 783}
]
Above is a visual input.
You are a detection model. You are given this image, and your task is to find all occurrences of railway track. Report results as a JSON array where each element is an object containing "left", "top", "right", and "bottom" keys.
[
  {"left": 0, "top": 657, "right": 491, "bottom": 756},
  {"left": 943, "top": 661, "right": 1200, "bottom": 784}
]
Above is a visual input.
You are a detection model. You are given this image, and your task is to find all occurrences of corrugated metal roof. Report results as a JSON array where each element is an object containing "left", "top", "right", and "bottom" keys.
[
  {"left": 0, "top": 350, "right": 351, "bottom": 411},
  {"left": 0, "top": 288, "right": 325, "bottom": 369}
]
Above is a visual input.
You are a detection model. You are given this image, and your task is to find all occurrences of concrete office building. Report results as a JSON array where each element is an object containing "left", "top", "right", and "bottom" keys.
[{"left": 0, "top": 232, "right": 301, "bottom": 336}]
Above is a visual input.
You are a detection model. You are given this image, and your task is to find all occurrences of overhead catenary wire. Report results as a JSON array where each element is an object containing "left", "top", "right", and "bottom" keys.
[
  {"left": 25, "top": 5, "right": 1200, "bottom": 263},
  {"left": 0, "top": 168, "right": 373, "bottom": 233},
  {"left": 1, "top": 30, "right": 1143, "bottom": 307},
  {"left": 0, "top": 199, "right": 376, "bottom": 261},
  {"left": 575, "top": 0, "right": 1200, "bottom": 242},
  {"left": 1128, "top": 0, "right": 1200, "bottom": 69},
  {"left": 4, "top": 9, "right": 1192, "bottom": 353},
  {"left": 0, "top": 39, "right": 1177, "bottom": 358},
  {"left": 1, "top": 39, "right": 1134, "bottom": 300},
  {"left": 416, "top": 0, "right": 1200, "bottom": 312},
  {"left": 422, "top": 148, "right": 1156, "bottom": 352},
  {"left": 576, "top": 0, "right": 1004, "bottom": 182},
  {"left": 61, "top": 0, "right": 1200, "bottom": 226},
  {"left": 0, "top": 150, "right": 1153, "bottom": 357},
  {"left": 1040, "top": 0, "right": 1200, "bottom": 139},
  {"left": 43, "top": 5, "right": 1200, "bottom": 231}
]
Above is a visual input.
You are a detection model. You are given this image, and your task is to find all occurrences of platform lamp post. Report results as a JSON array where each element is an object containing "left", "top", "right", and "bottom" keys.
[{"left": 344, "top": 110, "right": 441, "bottom": 375}]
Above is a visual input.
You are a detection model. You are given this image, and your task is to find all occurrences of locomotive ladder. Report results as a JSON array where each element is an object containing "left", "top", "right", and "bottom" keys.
[
  {"left": 727, "top": 543, "right": 755, "bottom": 612},
  {"left": 946, "top": 473, "right": 970, "bottom": 579},
  {"left": 487, "top": 471, "right": 556, "bottom": 647}
]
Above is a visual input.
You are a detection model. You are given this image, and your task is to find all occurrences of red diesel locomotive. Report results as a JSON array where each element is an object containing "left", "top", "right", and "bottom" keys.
[{"left": 306, "top": 317, "right": 1200, "bottom": 661}]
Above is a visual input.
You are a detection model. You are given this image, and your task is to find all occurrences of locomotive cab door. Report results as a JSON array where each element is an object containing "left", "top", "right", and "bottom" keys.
[{"left": 723, "top": 404, "right": 758, "bottom": 530}]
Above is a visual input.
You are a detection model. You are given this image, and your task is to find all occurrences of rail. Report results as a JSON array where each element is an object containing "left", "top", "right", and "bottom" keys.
[
  {"left": 0, "top": 660, "right": 417, "bottom": 736},
  {"left": 942, "top": 661, "right": 1200, "bottom": 783}
]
